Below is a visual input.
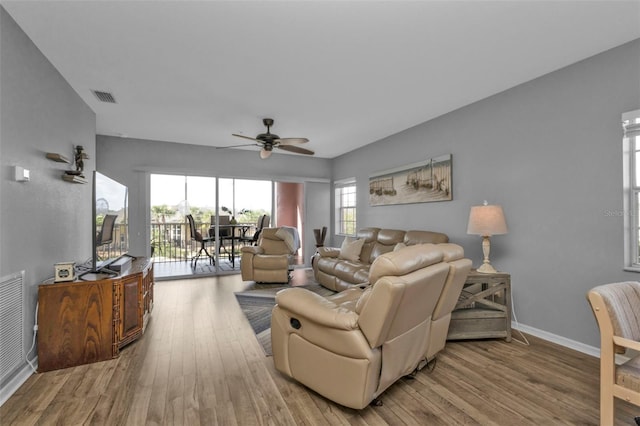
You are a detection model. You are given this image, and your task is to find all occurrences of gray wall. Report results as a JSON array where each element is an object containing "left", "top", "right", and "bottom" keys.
[
  {"left": 96, "top": 135, "right": 331, "bottom": 262},
  {"left": 333, "top": 38, "right": 640, "bottom": 348},
  {"left": 0, "top": 7, "right": 96, "bottom": 387}
]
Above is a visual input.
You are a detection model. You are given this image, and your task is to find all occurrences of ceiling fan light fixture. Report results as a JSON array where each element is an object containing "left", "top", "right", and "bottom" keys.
[
  {"left": 231, "top": 118, "right": 313, "bottom": 160},
  {"left": 259, "top": 149, "right": 272, "bottom": 159}
]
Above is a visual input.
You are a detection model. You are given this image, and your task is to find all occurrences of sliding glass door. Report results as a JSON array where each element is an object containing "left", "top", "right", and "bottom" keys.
[
  {"left": 219, "top": 178, "right": 273, "bottom": 224},
  {"left": 150, "top": 174, "right": 216, "bottom": 264},
  {"left": 150, "top": 174, "right": 277, "bottom": 274}
]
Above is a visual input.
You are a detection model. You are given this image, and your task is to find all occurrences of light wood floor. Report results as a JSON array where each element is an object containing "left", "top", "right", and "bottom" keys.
[{"left": 2, "top": 271, "right": 637, "bottom": 425}]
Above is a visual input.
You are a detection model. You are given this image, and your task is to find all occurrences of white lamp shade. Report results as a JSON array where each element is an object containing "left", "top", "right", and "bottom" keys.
[{"left": 467, "top": 205, "right": 508, "bottom": 236}]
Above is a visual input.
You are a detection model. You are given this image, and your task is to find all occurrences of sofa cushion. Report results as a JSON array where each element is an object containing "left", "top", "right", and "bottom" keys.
[
  {"left": 335, "top": 261, "right": 370, "bottom": 284},
  {"left": 369, "top": 244, "right": 444, "bottom": 285},
  {"left": 356, "top": 228, "right": 380, "bottom": 242},
  {"left": 357, "top": 228, "right": 380, "bottom": 264},
  {"left": 366, "top": 229, "right": 405, "bottom": 263},
  {"left": 394, "top": 242, "right": 407, "bottom": 251},
  {"left": 403, "top": 230, "right": 448, "bottom": 245},
  {"left": 317, "top": 257, "right": 340, "bottom": 274},
  {"left": 377, "top": 229, "right": 406, "bottom": 245},
  {"left": 339, "top": 237, "right": 365, "bottom": 261}
]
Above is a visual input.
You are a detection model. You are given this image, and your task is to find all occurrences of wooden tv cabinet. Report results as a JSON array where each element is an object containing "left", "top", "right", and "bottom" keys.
[{"left": 37, "top": 257, "right": 153, "bottom": 372}]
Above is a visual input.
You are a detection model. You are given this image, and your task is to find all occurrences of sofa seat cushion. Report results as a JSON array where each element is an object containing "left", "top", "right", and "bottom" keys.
[
  {"left": 334, "top": 261, "right": 370, "bottom": 285},
  {"left": 317, "top": 257, "right": 341, "bottom": 275}
]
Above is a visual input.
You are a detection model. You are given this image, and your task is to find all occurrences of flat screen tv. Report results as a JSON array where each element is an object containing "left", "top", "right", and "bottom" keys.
[{"left": 81, "top": 171, "right": 129, "bottom": 279}]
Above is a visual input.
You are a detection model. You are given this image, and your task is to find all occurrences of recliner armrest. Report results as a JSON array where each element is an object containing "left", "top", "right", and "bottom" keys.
[
  {"left": 241, "top": 246, "right": 264, "bottom": 255},
  {"left": 316, "top": 247, "right": 340, "bottom": 258},
  {"left": 275, "top": 288, "right": 359, "bottom": 330}
]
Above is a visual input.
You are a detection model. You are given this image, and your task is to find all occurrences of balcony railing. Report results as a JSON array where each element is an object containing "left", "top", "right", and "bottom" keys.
[{"left": 150, "top": 221, "right": 242, "bottom": 263}]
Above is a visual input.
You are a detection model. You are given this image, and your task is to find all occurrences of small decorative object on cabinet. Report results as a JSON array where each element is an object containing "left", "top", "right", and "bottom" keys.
[
  {"left": 53, "top": 262, "right": 75, "bottom": 282},
  {"left": 447, "top": 270, "right": 511, "bottom": 342},
  {"left": 37, "top": 257, "right": 153, "bottom": 372}
]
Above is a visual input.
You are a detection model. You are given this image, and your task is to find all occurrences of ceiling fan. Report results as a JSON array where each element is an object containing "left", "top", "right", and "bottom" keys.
[{"left": 224, "top": 118, "right": 314, "bottom": 159}]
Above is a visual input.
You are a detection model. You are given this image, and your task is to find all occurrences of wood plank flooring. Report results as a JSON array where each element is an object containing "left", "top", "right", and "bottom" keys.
[{"left": 2, "top": 271, "right": 638, "bottom": 425}]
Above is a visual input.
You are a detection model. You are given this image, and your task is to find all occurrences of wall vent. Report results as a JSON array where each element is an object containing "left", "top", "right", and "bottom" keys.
[
  {"left": 0, "top": 271, "right": 24, "bottom": 383},
  {"left": 92, "top": 90, "right": 117, "bottom": 103}
]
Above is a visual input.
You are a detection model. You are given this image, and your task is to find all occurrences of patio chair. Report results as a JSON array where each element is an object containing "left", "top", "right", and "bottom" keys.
[
  {"left": 240, "top": 214, "right": 270, "bottom": 246},
  {"left": 210, "top": 215, "right": 233, "bottom": 260},
  {"left": 186, "top": 214, "right": 214, "bottom": 267}
]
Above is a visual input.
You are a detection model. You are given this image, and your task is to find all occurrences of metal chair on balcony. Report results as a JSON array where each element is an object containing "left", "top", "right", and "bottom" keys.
[
  {"left": 187, "top": 214, "right": 214, "bottom": 267},
  {"left": 239, "top": 214, "right": 270, "bottom": 246},
  {"left": 210, "top": 215, "right": 233, "bottom": 261}
]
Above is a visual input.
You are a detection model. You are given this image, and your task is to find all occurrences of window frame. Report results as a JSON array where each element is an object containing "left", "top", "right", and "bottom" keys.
[
  {"left": 335, "top": 179, "right": 357, "bottom": 237},
  {"left": 622, "top": 109, "right": 640, "bottom": 271}
]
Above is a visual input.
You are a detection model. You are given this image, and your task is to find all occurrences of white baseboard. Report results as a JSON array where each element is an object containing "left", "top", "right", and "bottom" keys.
[
  {"left": 513, "top": 322, "right": 636, "bottom": 364},
  {"left": 512, "top": 322, "right": 600, "bottom": 358},
  {"left": 0, "top": 359, "right": 37, "bottom": 407}
]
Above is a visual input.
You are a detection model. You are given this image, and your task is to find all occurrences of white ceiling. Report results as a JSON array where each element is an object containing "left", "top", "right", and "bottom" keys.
[{"left": 3, "top": 1, "right": 640, "bottom": 158}]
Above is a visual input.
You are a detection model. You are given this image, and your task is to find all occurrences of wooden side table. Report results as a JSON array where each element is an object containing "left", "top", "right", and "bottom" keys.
[{"left": 447, "top": 270, "right": 512, "bottom": 342}]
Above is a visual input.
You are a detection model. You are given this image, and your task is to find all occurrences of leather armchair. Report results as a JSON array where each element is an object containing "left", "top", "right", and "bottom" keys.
[
  {"left": 240, "top": 227, "right": 299, "bottom": 283},
  {"left": 271, "top": 243, "right": 468, "bottom": 409}
]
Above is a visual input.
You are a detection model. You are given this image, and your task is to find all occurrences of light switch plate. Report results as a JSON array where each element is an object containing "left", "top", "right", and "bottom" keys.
[{"left": 14, "top": 166, "right": 30, "bottom": 182}]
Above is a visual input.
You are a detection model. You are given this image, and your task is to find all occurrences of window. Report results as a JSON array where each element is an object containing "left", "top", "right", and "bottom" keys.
[
  {"left": 623, "top": 110, "right": 640, "bottom": 270},
  {"left": 335, "top": 180, "right": 356, "bottom": 236}
]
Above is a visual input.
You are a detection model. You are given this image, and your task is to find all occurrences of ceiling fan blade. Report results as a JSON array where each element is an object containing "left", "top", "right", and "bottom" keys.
[
  {"left": 259, "top": 148, "right": 272, "bottom": 159},
  {"left": 278, "top": 145, "right": 315, "bottom": 156},
  {"left": 232, "top": 133, "right": 261, "bottom": 142},
  {"left": 217, "top": 143, "right": 261, "bottom": 149},
  {"left": 276, "top": 137, "right": 309, "bottom": 146}
]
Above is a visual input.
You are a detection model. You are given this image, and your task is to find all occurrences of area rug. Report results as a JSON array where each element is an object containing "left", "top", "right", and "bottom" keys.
[{"left": 234, "top": 275, "right": 335, "bottom": 356}]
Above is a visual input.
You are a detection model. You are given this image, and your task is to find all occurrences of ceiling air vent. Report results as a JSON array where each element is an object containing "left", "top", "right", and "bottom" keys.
[{"left": 92, "top": 90, "right": 116, "bottom": 103}]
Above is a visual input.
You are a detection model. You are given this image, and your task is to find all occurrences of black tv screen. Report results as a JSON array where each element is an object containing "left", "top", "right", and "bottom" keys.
[{"left": 84, "top": 171, "right": 129, "bottom": 278}]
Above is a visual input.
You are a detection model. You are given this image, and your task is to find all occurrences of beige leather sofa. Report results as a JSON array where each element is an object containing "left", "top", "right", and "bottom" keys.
[
  {"left": 240, "top": 227, "right": 299, "bottom": 283},
  {"left": 313, "top": 227, "right": 449, "bottom": 291},
  {"left": 272, "top": 243, "right": 471, "bottom": 409}
]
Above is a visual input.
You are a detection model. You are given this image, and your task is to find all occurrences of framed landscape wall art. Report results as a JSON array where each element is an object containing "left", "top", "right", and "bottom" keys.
[{"left": 369, "top": 154, "right": 452, "bottom": 206}]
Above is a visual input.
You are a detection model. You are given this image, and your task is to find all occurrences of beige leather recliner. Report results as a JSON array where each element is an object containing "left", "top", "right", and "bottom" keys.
[
  {"left": 426, "top": 243, "right": 472, "bottom": 361},
  {"left": 271, "top": 243, "right": 470, "bottom": 409},
  {"left": 240, "top": 227, "right": 299, "bottom": 283}
]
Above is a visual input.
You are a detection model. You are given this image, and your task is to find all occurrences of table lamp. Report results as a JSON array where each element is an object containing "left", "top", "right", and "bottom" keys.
[{"left": 467, "top": 201, "right": 508, "bottom": 273}]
